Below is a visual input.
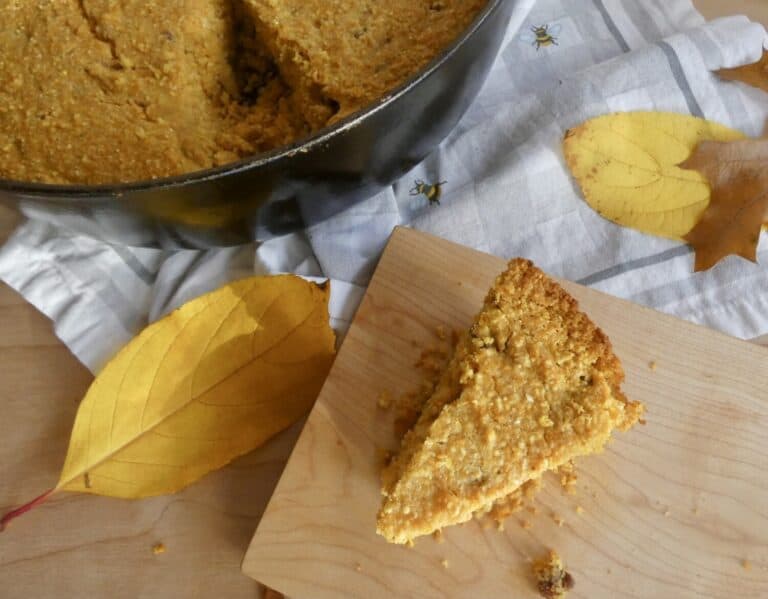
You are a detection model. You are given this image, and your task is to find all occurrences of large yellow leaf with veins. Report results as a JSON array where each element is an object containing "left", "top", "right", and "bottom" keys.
[
  {"left": 563, "top": 112, "right": 745, "bottom": 238},
  {"left": 61, "top": 275, "right": 333, "bottom": 500}
]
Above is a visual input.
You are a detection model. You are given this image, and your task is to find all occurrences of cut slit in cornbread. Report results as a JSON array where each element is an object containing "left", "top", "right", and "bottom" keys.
[
  {"left": 377, "top": 259, "right": 643, "bottom": 544},
  {"left": 241, "top": 0, "right": 487, "bottom": 124}
]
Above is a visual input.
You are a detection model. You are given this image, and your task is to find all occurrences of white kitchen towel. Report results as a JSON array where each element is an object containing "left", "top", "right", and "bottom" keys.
[{"left": 2, "top": 0, "right": 768, "bottom": 374}]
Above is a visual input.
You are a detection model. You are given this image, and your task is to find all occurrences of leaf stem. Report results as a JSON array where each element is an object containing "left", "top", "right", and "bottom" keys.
[{"left": 0, "top": 489, "right": 54, "bottom": 531}]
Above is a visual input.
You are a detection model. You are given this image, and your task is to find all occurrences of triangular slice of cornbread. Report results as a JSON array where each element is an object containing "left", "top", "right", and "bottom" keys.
[{"left": 377, "top": 259, "right": 643, "bottom": 544}]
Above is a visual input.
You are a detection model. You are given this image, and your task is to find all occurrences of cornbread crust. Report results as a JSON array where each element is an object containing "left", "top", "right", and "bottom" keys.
[{"left": 377, "top": 259, "right": 643, "bottom": 544}]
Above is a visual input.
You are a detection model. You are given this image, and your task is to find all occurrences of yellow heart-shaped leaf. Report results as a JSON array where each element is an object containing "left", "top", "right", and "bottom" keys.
[{"left": 563, "top": 112, "right": 745, "bottom": 238}]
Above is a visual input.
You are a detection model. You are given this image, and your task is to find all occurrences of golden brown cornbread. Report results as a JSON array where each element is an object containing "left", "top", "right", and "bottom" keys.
[
  {"left": 377, "top": 259, "right": 643, "bottom": 544},
  {"left": 242, "top": 0, "right": 487, "bottom": 124},
  {"left": 1, "top": 0, "right": 487, "bottom": 184},
  {"left": 0, "top": 1, "right": 310, "bottom": 184}
]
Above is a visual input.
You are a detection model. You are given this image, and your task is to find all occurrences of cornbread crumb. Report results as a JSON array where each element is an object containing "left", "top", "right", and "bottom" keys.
[
  {"left": 575, "top": 505, "right": 584, "bottom": 515},
  {"left": 441, "top": 559, "right": 449, "bottom": 569},
  {"left": 377, "top": 260, "right": 643, "bottom": 544},
  {"left": 152, "top": 543, "right": 166, "bottom": 555},
  {"left": 558, "top": 462, "right": 578, "bottom": 495},
  {"left": 415, "top": 348, "right": 450, "bottom": 377},
  {"left": 532, "top": 550, "right": 574, "bottom": 599},
  {"left": 649, "top": 361, "right": 657, "bottom": 371},
  {"left": 433, "top": 529, "right": 445, "bottom": 543},
  {"left": 527, "top": 505, "right": 540, "bottom": 516},
  {"left": 663, "top": 509, "right": 671, "bottom": 517},
  {"left": 552, "top": 514, "right": 565, "bottom": 527},
  {"left": 377, "top": 391, "right": 393, "bottom": 410},
  {"left": 742, "top": 559, "right": 752, "bottom": 571},
  {"left": 520, "top": 519, "right": 533, "bottom": 530},
  {"left": 355, "top": 563, "right": 363, "bottom": 572},
  {"left": 486, "top": 478, "right": 541, "bottom": 525}
]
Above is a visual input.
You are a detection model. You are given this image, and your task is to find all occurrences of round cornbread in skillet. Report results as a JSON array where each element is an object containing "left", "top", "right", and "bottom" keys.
[{"left": 0, "top": 0, "right": 487, "bottom": 185}]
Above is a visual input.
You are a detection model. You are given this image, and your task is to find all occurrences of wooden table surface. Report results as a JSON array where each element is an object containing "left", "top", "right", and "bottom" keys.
[{"left": 0, "top": 2, "right": 766, "bottom": 598}]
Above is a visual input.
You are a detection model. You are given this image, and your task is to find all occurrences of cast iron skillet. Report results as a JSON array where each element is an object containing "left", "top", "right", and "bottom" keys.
[{"left": 0, "top": 0, "right": 518, "bottom": 248}]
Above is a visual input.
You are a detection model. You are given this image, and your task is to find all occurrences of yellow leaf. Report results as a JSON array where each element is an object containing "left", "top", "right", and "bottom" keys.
[
  {"left": 4, "top": 275, "right": 334, "bottom": 524},
  {"left": 563, "top": 112, "right": 745, "bottom": 238}
]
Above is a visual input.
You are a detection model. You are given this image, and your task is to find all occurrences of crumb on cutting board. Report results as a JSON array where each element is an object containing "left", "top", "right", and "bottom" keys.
[
  {"left": 558, "top": 461, "right": 578, "bottom": 495},
  {"left": 151, "top": 543, "right": 166, "bottom": 555},
  {"left": 532, "top": 550, "right": 574, "bottom": 599}
]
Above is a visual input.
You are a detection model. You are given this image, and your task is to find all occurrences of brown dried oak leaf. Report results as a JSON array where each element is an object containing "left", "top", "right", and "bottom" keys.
[
  {"left": 681, "top": 138, "right": 768, "bottom": 271},
  {"left": 717, "top": 50, "right": 768, "bottom": 94}
]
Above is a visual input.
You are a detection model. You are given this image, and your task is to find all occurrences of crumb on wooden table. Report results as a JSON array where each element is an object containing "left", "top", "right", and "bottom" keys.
[
  {"left": 520, "top": 519, "right": 533, "bottom": 530},
  {"left": 433, "top": 529, "right": 445, "bottom": 543},
  {"left": 355, "top": 562, "right": 363, "bottom": 572},
  {"left": 532, "top": 550, "right": 574, "bottom": 599},
  {"left": 552, "top": 513, "right": 565, "bottom": 527},
  {"left": 441, "top": 558, "right": 449, "bottom": 569},
  {"left": 742, "top": 559, "right": 752, "bottom": 571},
  {"left": 649, "top": 360, "right": 657, "bottom": 371},
  {"left": 151, "top": 543, "right": 166, "bottom": 555},
  {"left": 377, "top": 391, "right": 393, "bottom": 409},
  {"left": 575, "top": 505, "right": 584, "bottom": 515}
]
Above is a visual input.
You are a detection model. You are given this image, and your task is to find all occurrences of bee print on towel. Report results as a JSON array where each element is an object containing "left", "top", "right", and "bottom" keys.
[
  {"left": 410, "top": 179, "right": 446, "bottom": 206},
  {"left": 520, "top": 23, "right": 561, "bottom": 50}
]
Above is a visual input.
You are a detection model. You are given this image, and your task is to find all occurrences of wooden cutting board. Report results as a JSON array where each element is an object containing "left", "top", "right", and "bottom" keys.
[{"left": 242, "top": 227, "right": 768, "bottom": 598}]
